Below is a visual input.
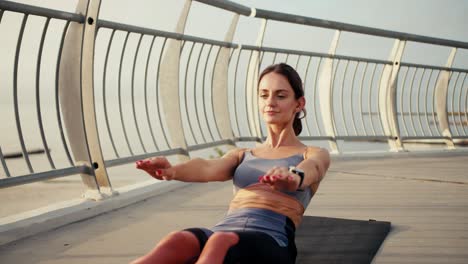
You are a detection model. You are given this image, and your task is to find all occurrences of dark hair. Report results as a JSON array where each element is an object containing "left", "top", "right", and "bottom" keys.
[{"left": 258, "top": 63, "right": 306, "bottom": 136}]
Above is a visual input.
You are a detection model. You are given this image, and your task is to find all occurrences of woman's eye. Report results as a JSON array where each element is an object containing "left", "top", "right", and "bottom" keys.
[
  {"left": 259, "top": 94, "right": 268, "bottom": 98},
  {"left": 277, "top": 95, "right": 286, "bottom": 99}
]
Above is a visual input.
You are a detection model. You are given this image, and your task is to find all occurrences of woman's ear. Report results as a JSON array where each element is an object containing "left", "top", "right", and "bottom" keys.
[{"left": 297, "top": 96, "right": 306, "bottom": 112}]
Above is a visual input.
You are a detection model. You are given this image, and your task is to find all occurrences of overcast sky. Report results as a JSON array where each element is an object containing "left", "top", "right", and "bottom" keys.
[
  {"left": 6, "top": 0, "right": 465, "bottom": 65},
  {"left": 6, "top": 0, "right": 468, "bottom": 40}
]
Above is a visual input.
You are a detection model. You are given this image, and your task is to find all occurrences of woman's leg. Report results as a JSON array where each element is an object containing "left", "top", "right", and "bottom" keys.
[
  {"left": 131, "top": 231, "right": 200, "bottom": 264},
  {"left": 195, "top": 232, "right": 239, "bottom": 264}
]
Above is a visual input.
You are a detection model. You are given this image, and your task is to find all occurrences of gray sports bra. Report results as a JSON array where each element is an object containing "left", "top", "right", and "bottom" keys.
[{"left": 233, "top": 150, "right": 314, "bottom": 209}]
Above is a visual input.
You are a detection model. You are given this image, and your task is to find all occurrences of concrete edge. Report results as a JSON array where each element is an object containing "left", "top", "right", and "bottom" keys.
[{"left": 0, "top": 180, "right": 190, "bottom": 247}]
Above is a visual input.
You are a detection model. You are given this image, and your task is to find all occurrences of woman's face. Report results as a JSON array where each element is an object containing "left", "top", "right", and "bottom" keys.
[{"left": 258, "top": 72, "right": 304, "bottom": 126}]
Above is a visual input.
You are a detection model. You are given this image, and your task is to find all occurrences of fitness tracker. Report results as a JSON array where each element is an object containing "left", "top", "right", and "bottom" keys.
[{"left": 289, "top": 166, "right": 305, "bottom": 191}]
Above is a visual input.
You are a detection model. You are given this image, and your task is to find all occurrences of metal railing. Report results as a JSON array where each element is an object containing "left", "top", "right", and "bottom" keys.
[{"left": 0, "top": 0, "right": 466, "bottom": 197}]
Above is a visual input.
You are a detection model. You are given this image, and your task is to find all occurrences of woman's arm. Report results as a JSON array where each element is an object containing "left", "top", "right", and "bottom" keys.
[
  {"left": 259, "top": 147, "right": 330, "bottom": 192},
  {"left": 296, "top": 147, "right": 330, "bottom": 192},
  {"left": 136, "top": 148, "right": 245, "bottom": 182}
]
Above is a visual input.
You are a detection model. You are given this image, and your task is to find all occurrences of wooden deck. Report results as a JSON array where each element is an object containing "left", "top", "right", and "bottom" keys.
[{"left": 0, "top": 153, "right": 467, "bottom": 263}]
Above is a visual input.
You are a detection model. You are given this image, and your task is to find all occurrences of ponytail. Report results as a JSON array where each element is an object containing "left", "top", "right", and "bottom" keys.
[{"left": 293, "top": 109, "right": 307, "bottom": 136}]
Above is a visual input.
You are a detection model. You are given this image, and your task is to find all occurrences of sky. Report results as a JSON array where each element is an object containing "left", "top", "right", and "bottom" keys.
[{"left": 3, "top": 0, "right": 468, "bottom": 61}]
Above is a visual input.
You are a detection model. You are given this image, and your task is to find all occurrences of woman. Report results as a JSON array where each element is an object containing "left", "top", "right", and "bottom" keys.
[{"left": 132, "top": 63, "right": 330, "bottom": 264}]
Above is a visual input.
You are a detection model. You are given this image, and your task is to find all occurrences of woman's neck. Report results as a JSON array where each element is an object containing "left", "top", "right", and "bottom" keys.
[{"left": 264, "top": 125, "right": 301, "bottom": 148}]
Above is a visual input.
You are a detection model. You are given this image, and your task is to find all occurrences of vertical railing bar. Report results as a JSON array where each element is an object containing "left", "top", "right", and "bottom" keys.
[
  {"left": 256, "top": 51, "right": 265, "bottom": 139},
  {"left": 376, "top": 64, "right": 387, "bottom": 136},
  {"left": 155, "top": 37, "right": 171, "bottom": 149},
  {"left": 330, "top": 59, "right": 341, "bottom": 135},
  {"left": 399, "top": 66, "right": 411, "bottom": 137},
  {"left": 459, "top": 73, "right": 468, "bottom": 135},
  {"left": 118, "top": 31, "right": 134, "bottom": 155},
  {"left": 358, "top": 62, "right": 368, "bottom": 135},
  {"left": 210, "top": 46, "right": 223, "bottom": 141},
  {"left": 295, "top": 54, "right": 311, "bottom": 136},
  {"left": 183, "top": 41, "right": 199, "bottom": 145},
  {"left": 257, "top": 50, "right": 266, "bottom": 139},
  {"left": 259, "top": 50, "right": 265, "bottom": 70},
  {"left": 295, "top": 54, "right": 301, "bottom": 70},
  {"left": 285, "top": 53, "right": 290, "bottom": 64},
  {"left": 55, "top": 21, "right": 74, "bottom": 166},
  {"left": 272, "top": 52, "right": 277, "bottom": 63},
  {"left": 424, "top": 69, "right": 435, "bottom": 136},
  {"left": 143, "top": 35, "right": 160, "bottom": 150},
  {"left": 302, "top": 55, "right": 313, "bottom": 136},
  {"left": 202, "top": 44, "right": 215, "bottom": 141},
  {"left": 194, "top": 43, "right": 208, "bottom": 143},
  {"left": 339, "top": 60, "right": 350, "bottom": 136},
  {"left": 35, "top": 17, "right": 55, "bottom": 169},
  {"left": 227, "top": 47, "right": 235, "bottom": 138},
  {"left": 13, "top": 14, "right": 33, "bottom": 173},
  {"left": 432, "top": 70, "right": 442, "bottom": 136},
  {"left": 228, "top": 47, "right": 235, "bottom": 65},
  {"left": 450, "top": 72, "right": 462, "bottom": 136},
  {"left": 408, "top": 67, "right": 419, "bottom": 136},
  {"left": 102, "top": 29, "right": 120, "bottom": 158},
  {"left": 0, "top": 147, "right": 11, "bottom": 177},
  {"left": 349, "top": 61, "right": 359, "bottom": 135},
  {"left": 313, "top": 57, "right": 323, "bottom": 136},
  {"left": 244, "top": 50, "right": 254, "bottom": 137},
  {"left": 456, "top": 72, "right": 466, "bottom": 136},
  {"left": 251, "top": 49, "right": 262, "bottom": 139},
  {"left": 232, "top": 47, "right": 243, "bottom": 137},
  {"left": 368, "top": 63, "right": 378, "bottom": 136},
  {"left": 180, "top": 40, "right": 186, "bottom": 52},
  {"left": 130, "top": 34, "right": 147, "bottom": 152},
  {"left": 270, "top": 51, "right": 276, "bottom": 67},
  {"left": 416, "top": 68, "right": 426, "bottom": 136}
]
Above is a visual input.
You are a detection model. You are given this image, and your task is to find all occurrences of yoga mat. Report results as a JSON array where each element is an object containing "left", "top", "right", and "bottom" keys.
[{"left": 295, "top": 216, "right": 391, "bottom": 264}]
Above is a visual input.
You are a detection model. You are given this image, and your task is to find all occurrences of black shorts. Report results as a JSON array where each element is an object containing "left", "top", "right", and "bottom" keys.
[{"left": 184, "top": 220, "right": 297, "bottom": 264}]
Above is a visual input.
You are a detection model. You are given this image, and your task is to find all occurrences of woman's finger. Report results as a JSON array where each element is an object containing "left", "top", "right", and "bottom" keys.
[
  {"left": 136, "top": 157, "right": 171, "bottom": 173},
  {"left": 156, "top": 168, "right": 175, "bottom": 180}
]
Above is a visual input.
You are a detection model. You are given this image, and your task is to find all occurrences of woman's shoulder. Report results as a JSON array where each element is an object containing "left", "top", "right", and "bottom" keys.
[
  {"left": 302, "top": 146, "right": 330, "bottom": 159},
  {"left": 222, "top": 147, "right": 250, "bottom": 164}
]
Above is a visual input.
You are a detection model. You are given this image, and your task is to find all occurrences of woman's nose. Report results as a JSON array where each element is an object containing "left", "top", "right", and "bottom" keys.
[{"left": 265, "top": 96, "right": 276, "bottom": 106}]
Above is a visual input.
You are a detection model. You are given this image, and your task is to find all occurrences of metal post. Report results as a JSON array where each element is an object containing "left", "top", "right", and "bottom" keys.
[
  {"left": 378, "top": 39, "right": 405, "bottom": 152},
  {"left": 82, "top": 0, "right": 116, "bottom": 195},
  {"left": 59, "top": 0, "right": 114, "bottom": 200},
  {"left": 318, "top": 30, "right": 340, "bottom": 153},
  {"left": 159, "top": 0, "right": 192, "bottom": 162},
  {"left": 212, "top": 14, "right": 239, "bottom": 148},
  {"left": 434, "top": 48, "right": 457, "bottom": 149},
  {"left": 246, "top": 14, "right": 267, "bottom": 140}
]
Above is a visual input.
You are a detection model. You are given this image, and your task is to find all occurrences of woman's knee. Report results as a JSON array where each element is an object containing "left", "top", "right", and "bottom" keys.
[{"left": 159, "top": 230, "right": 200, "bottom": 248}]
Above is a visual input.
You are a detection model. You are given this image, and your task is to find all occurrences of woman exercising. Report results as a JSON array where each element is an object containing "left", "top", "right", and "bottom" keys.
[{"left": 132, "top": 63, "right": 330, "bottom": 264}]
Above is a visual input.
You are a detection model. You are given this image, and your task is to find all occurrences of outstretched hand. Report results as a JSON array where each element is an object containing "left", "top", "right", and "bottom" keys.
[
  {"left": 136, "top": 157, "right": 175, "bottom": 181},
  {"left": 258, "top": 166, "right": 300, "bottom": 192}
]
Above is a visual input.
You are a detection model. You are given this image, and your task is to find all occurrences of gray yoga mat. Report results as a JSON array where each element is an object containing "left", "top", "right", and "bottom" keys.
[{"left": 295, "top": 216, "right": 391, "bottom": 264}]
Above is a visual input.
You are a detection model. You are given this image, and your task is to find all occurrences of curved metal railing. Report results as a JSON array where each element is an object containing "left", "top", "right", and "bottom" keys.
[{"left": 0, "top": 0, "right": 466, "bottom": 197}]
